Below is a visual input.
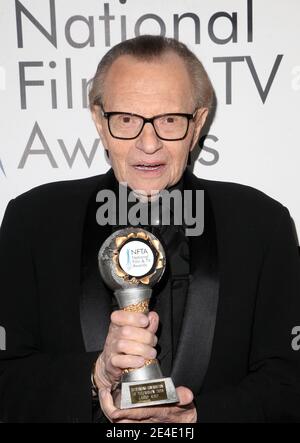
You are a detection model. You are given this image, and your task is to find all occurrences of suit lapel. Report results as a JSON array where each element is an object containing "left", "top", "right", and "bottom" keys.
[
  {"left": 80, "top": 212, "right": 111, "bottom": 353},
  {"left": 171, "top": 170, "right": 220, "bottom": 393},
  {"left": 79, "top": 170, "right": 116, "bottom": 352}
]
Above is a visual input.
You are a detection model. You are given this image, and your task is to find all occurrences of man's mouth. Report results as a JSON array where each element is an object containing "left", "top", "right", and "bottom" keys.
[{"left": 133, "top": 163, "right": 165, "bottom": 171}]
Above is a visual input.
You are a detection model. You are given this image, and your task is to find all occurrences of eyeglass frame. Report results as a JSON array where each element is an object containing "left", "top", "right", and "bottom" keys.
[{"left": 95, "top": 102, "right": 198, "bottom": 141}]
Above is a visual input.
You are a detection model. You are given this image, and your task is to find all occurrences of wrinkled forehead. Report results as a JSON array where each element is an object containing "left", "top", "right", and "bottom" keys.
[{"left": 101, "top": 53, "right": 195, "bottom": 111}]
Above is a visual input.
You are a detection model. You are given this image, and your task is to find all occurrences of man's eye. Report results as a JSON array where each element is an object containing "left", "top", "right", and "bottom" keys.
[
  {"left": 121, "top": 116, "right": 131, "bottom": 123},
  {"left": 161, "top": 116, "right": 179, "bottom": 124},
  {"left": 166, "top": 117, "right": 175, "bottom": 123}
]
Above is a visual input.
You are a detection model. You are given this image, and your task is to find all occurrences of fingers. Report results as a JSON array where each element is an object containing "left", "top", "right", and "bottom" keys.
[
  {"left": 110, "top": 354, "right": 145, "bottom": 370},
  {"left": 110, "top": 338, "right": 157, "bottom": 370},
  {"left": 147, "top": 311, "right": 159, "bottom": 334},
  {"left": 111, "top": 310, "right": 160, "bottom": 336},
  {"left": 115, "top": 339, "right": 157, "bottom": 359},
  {"left": 175, "top": 386, "right": 194, "bottom": 406},
  {"left": 100, "top": 310, "right": 160, "bottom": 389},
  {"left": 111, "top": 311, "right": 149, "bottom": 328},
  {"left": 120, "top": 325, "right": 158, "bottom": 347},
  {"left": 110, "top": 310, "right": 159, "bottom": 351}
]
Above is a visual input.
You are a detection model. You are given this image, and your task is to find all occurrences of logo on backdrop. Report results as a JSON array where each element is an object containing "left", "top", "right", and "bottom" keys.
[{"left": 13, "top": 0, "right": 283, "bottom": 170}]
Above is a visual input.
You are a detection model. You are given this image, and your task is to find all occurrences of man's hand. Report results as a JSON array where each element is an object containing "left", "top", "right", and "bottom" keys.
[
  {"left": 93, "top": 310, "right": 159, "bottom": 390},
  {"left": 99, "top": 386, "right": 197, "bottom": 423}
]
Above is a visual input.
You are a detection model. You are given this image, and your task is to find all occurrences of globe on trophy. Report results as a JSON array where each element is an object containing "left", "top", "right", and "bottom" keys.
[{"left": 98, "top": 227, "right": 178, "bottom": 409}]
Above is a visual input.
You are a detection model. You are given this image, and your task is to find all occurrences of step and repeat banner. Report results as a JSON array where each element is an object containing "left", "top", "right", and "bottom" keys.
[{"left": 0, "top": 0, "right": 299, "bottom": 236}]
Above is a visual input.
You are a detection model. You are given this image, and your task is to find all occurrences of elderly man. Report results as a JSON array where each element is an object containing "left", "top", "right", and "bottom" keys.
[{"left": 0, "top": 35, "right": 300, "bottom": 423}]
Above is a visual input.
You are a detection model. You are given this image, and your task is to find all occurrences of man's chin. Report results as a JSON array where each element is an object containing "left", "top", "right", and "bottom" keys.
[
  {"left": 128, "top": 181, "right": 167, "bottom": 202},
  {"left": 132, "top": 190, "right": 161, "bottom": 203}
]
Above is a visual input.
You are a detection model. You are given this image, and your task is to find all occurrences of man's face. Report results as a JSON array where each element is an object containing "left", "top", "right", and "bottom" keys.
[{"left": 92, "top": 52, "right": 207, "bottom": 196}]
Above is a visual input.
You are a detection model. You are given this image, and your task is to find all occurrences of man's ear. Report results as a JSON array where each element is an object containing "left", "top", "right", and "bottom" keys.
[
  {"left": 190, "top": 107, "right": 208, "bottom": 152},
  {"left": 91, "top": 106, "right": 103, "bottom": 134},
  {"left": 91, "top": 106, "right": 108, "bottom": 150}
]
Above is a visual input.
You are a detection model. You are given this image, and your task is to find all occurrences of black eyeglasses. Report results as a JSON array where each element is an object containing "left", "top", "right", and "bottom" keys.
[{"left": 97, "top": 104, "right": 197, "bottom": 141}]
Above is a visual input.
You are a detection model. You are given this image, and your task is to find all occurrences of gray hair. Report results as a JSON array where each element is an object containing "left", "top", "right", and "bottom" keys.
[{"left": 89, "top": 35, "right": 214, "bottom": 113}]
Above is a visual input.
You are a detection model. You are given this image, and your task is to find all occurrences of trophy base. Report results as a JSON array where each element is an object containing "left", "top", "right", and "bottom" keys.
[{"left": 114, "top": 377, "right": 178, "bottom": 409}]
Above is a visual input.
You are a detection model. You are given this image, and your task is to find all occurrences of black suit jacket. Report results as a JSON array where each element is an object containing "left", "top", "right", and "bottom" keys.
[{"left": 0, "top": 169, "right": 300, "bottom": 423}]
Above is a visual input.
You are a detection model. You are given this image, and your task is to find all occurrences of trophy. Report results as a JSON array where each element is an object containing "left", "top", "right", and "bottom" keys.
[{"left": 98, "top": 227, "right": 178, "bottom": 409}]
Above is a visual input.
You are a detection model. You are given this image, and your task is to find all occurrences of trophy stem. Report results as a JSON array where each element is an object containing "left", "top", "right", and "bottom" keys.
[
  {"left": 114, "top": 287, "right": 159, "bottom": 380},
  {"left": 122, "top": 361, "right": 163, "bottom": 382},
  {"left": 114, "top": 287, "right": 152, "bottom": 310}
]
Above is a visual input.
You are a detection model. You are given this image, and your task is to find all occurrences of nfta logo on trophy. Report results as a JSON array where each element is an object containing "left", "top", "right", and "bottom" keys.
[{"left": 119, "top": 240, "right": 155, "bottom": 278}]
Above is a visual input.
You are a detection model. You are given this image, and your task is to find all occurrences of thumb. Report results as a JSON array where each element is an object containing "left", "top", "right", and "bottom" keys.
[{"left": 175, "top": 386, "right": 194, "bottom": 406}]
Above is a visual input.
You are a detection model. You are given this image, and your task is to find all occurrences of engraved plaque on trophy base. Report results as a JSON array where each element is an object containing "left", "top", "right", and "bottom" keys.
[
  {"left": 113, "top": 358, "right": 178, "bottom": 409},
  {"left": 119, "top": 377, "right": 179, "bottom": 409}
]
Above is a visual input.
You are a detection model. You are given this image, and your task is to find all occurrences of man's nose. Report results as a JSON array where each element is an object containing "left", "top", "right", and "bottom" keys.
[{"left": 135, "top": 122, "right": 163, "bottom": 154}]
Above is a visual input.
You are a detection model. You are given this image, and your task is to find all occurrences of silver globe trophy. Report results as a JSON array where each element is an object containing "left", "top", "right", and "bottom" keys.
[{"left": 98, "top": 227, "right": 178, "bottom": 409}]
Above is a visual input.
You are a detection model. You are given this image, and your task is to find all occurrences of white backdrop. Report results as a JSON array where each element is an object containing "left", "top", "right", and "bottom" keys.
[{"left": 0, "top": 0, "right": 299, "bottom": 236}]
